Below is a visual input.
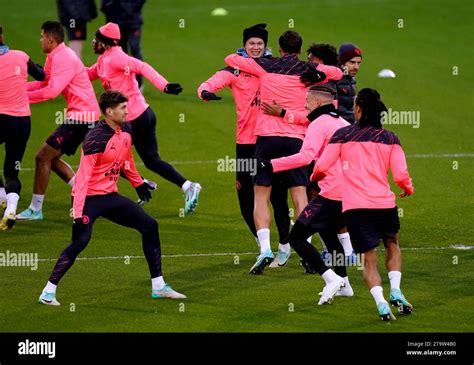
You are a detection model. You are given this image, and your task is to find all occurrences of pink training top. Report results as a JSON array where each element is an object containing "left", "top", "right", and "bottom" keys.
[
  {"left": 0, "top": 50, "right": 31, "bottom": 117},
  {"left": 27, "top": 43, "right": 99, "bottom": 122},
  {"left": 72, "top": 121, "right": 143, "bottom": 218},
  {"left": 224, "top": 54, "right": 343, "bottom": 140},
  {"left": 272, "top": 107, "right": 349, "bottom": 201},
  {"left": 314, "top": 124, "right": 414, "bottom": 211},
  {"left": 197, "top": 67, "right": 259, "bottom": 144},
  {"left": 87, "top": 46, "right": 169, "bottom": 121}
]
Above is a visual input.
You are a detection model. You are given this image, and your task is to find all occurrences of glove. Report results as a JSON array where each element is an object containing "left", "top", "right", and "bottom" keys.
[
  {"left": 300, "top": 68, "right": 326, "bottom": 86},
  {"left": 399, "top": 186, "right": 414, "bottom": 198},
  {"left": 164, "top": 83, "right": 183, "bottom": 95},
  {"left": 201, "top": 90, "right": 222, "bottom": 101},
  {"left": 135, "top": 182, "right": 153, "bottom": 203},
  {"left": 257, "top": 158, "right": 273, "bottom": 175}
]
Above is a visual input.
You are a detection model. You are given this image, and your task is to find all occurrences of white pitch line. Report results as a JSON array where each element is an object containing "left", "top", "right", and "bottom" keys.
[
  {"left": 2, "top": 153, "right": 473, "bottom": 173},
  {"left": 32, "top": 245, "right": 472, "bottom": 263}
]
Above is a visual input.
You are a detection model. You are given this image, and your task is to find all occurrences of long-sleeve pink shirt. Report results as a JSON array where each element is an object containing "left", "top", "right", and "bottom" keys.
[
  {"left": 314, "top": 124, "right": 414, "bottom": 211},
  {"left": 72, "top": 121, "right": 143, "bottom": 218},
  {"left": 224, "top": 54, "right": 343, "bottom": 140},
  {"left": 0, "top": 50, "right": 31, "bottom": 117},
  {"left": 197, "top": 67, "right": 259, "bottom": 144},
  {"left": 27, "top": 43, "right": 99, "bottom": 122},
  {"left": 271, "top": 107, "right": 349, "bottom": 201},
  {"left": 87, "top": 46, "right": 169, "bottom": 121}
]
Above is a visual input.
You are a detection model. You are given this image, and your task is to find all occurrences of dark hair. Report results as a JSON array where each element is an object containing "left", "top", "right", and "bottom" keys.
[
  {"left": 41, "top": 21, "right": 64, "bottom": 43},
  {"left": 0, "top": 26, "right": 3, "bottom": 36},
  {"left": 279, "top": 30, "right": 302, "bottom": 54},
  {"left": 306, "top": 43, "right": 338, "bottom": 66},
  {"left": 355, "top": 88, "right": 387, "bottom": 128},
  {"left": 99, "top": 90, "right": 128, "bottom": 114}
]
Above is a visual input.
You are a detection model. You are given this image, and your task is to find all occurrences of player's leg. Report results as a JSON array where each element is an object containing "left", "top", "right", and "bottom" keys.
[
  {"left": 1, "top": 116, "right": 31, "bottom": 230},
  {"left": 131, "top": 108, "right": 201, "bottom": 214},
  {"left": 38, "top": 195, "right": 102, "bottom": 306},
  {"left": 51, "top": 158, "right": 75, "bottom": 186},
  {"left": 65, "top": 21, "right": 87, "bottom": 59},
  {"left": 287, "top": 221, "right": 344, "bottom": 304},
  {"left": 235, "top": 144, "right": 257, "bottom": 239},
  {"left": 17, "top": 123, "right": 90, "bottom": 220},
  {"left": 345, "top": 209, "right": 396, "bottom": 320},
  {"left": 380, "top": 208, "right": 413, "bottom": 315},
  {"left": 269, "top": 179, "right": 291, "bottom": 268},
  {"left": 101, "top": 194, "right": 186, "bottom": 299}
]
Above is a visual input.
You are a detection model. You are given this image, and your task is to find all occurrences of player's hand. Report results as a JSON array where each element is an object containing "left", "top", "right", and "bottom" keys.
[
  {"left": 399, "top": 187, "right": 414, "bottom": 198},
  {"left": 257, "top": 157, "right": 273, "bottom": 174},
  {"left": 300, "top": 68, "right": 326, "bottom": 86},
  {"left": 310, "top": 170, "right": 326, "bottom": 182},
  {"left": 262, "top": 100, "right": 284, "bottom": 117},
  {"left": 136, "top": 182, "right": 153, "bottom": 203},
  {"left": 201, "top": 90, "right": 222, "bottom": 101},
  {"left": 164, "top": 83, "right": 183, "bottom": 95}
]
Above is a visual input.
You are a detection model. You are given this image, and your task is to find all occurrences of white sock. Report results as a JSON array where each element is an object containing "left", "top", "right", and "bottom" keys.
[
  {"left": 338, "top": 232, "right": 353, "bottom": 256},
  {"left": 68, "top": 175, "right": 75, "bottom": 188},
  {"left": 370, "top": 285, "right": 387, "bottom": 305},
  {"left": 306, "top": 235, "right": 312, "bottom": 244},
  {"left": 388, "top": 271, "right": 402, "bottom": 290},
  {"left": 152, "top": 276, "right": 165, "bottom": 290},
  {"left": 0, "top": 187, "right": 6, "bottom": 201},
  {"left": 256, "top": 228, "right": 270, "bottom": 253},
  {"left": 318, "top": 233, "right": 327, "bottom": 250},
  {"left": 29, "top": 194, "right": 44, "bottom": 211},
  {"left": 181, "top": 180, "right": 192, "bottom": 192},
  {"left": 5, "top": 193, "right": 19, "bottom": 216},
  {"left": 44, "top": 281, "right": 57, "bottom": 294},
  {"left": 278, "top": 242, "right": 290, "bottom": 253},
  {"left": 255, "top": 236, "right": 260, "bottom": 249},
  {"left": 321, "top": 269, "right": 340, "bottom": 284}
]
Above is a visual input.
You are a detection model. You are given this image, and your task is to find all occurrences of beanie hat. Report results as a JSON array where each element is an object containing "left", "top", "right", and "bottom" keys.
[
  {"left": 338, "top": 43, "right": 362, "bottom": 65},
  {"left": 243, "top": 23, "right": 268, "bottom": 46},
  {"left": 95, "top": 22, "right": 121, "bottom": 46}
]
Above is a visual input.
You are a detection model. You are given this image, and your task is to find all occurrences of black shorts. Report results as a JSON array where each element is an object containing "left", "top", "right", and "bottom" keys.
[
  {"left": 344, "top": 207, "right": 400, "bottom": 253},
  {"left": 0, "top": 114, "right": 31, "bottom": 178},
  {"left": 46, "top": 121, "right": 94, "bottom": 156},
  {"left": 66, "top": 22, "right": 87, "bottom": 41},
  {"left": 255, "top": 136, "right": 309, "bottom": 188},
  {"left": 297, "top": 195, "right": 345, "bottom": 233}
]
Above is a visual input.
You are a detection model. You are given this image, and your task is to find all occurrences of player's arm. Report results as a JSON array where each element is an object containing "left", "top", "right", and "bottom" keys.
[
  {"left": 312, "top": 142, "right": 341, "bottom": 181},
  {"left": 197, "top": 69, "right": 235, "bottom": 101},
  {"left": 27, "top": 59, "right": 45, "bottom": 81},
  {"left": 390, "top": 143, "right": 414, "bottom": 197},
  {"left": 128, "top": 57, "right": 182, "bottom": 94},
  {"left": 27, "top": 56, "right": 74, "bottom": 103},
  {"left": 224, "top": 54, "right": 266, "bottom": 77},
  {"left": 271, "top": 124, "right": 324, "bottom": 172},
  {"left": 262, "top": 101, "right": 309, "bottom": 126},
  {"left": 86, "top": 63, "right": 99, "bottom": 81},
  {"left": 72, "top": 151, "right": 98, "bottom": 219},
  {"left": 314, "top": 63, "right": 343, "bottom": 82}
]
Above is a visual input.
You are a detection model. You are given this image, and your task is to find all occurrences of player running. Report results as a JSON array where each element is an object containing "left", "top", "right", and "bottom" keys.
[
  {"left": 197, "top": 24, "right": 290, "bottom": 261},
  {"left": 38, "top": 90, "right": 186, "bottom": 306},
  {"left": 87, "top": 23, "right": 201, "bottom": 214},
  {"left": 0, "top": 25, "right": 45, "bottom": 229},
  {"left": 258, "top": 84, "right": 354, "bottom": 303},
  {"left": 313, "top": 88, "right": 414, "bottom": 320},
  {"left": 225, "top": 30, "right": 343, "bottom": 274},
  {"left": 17, "top": 21, "right": 100, "bottom": 222}
]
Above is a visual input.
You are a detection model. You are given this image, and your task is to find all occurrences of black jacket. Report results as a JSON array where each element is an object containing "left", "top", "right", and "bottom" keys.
[
  {"left": 336, "top": 74, "right": 357, "bottom": 124},
  {"left": 101, "top": 0, "right": 146, "bottom": 27},
  {"left": 57, "top": 0, "right": 98, "bottom": 26}
]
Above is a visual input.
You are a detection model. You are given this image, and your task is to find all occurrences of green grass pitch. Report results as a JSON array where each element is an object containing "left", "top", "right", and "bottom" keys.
[{"left": 0, "top": 0, "right": 473, "bottom": 332}]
